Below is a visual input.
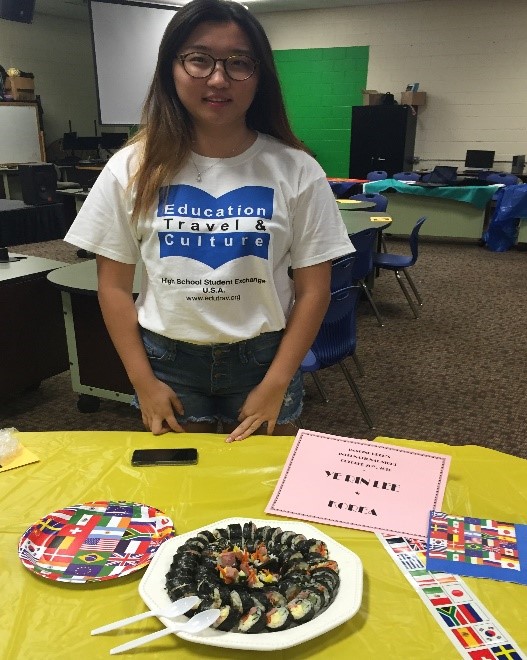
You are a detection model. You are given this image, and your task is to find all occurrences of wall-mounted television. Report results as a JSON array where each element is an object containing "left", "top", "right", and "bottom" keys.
[{"left": 464, "top": 150, "right": 495, "bottom": 169}]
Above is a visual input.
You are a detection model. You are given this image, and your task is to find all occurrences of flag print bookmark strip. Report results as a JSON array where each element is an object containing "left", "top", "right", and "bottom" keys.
[{"left": 377, "top": 533, "right": 526, "bottom": 659}]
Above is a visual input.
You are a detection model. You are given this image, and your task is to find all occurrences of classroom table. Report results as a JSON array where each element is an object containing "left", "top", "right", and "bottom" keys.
[
  {"left": 0, "top": 199, "right": 67, "bottom": 245},
  {"left": 337, "top": 199, "right": 375, "bottom": 211},
  {"left": 2, "top": 432, "right": 526, "bottom": 659},
  {"left": 327, "top": 178, "right": 367, "bottom": 198},
  {"left": 47, "top": 260, "right": 142, "bottom": 410},
  {"left": 0, "top": 254, "right": 68, "bottom": 398},
  {"left": 339, "top": 209, "right": 392, "bottom": 234},
  {"left": 363, "top": 179, "right": 499, "bottom": 240}
]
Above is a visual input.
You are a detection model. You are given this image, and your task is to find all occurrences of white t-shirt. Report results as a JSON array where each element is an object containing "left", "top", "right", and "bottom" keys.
[{"left": 65, "top": 133, "right": 353, "bottom": 344}]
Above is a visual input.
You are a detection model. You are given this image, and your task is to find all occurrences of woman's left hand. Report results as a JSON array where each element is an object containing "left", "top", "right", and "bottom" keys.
[{"left": 225, "top": 380, "right": 287, "bottom": 442}]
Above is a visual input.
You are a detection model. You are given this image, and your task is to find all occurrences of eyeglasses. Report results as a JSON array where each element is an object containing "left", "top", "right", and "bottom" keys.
[{"left": 178, "top": 52, "right": 258, "bottom": 81}]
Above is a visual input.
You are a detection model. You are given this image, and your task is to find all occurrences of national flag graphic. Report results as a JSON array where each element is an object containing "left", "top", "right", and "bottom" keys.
[
  {"left": 90, "top": 527, "right": 125, "bottom": 539},
  {"left": 398, "top": 552, "right": 424, "bottom": 570},
  {"left": 432, "top": 572, "right": 458, "bottom": 584},
  {"left": 106, "top": 552, "right": 145, "bottom": 568},
  {"left": 490, "top": 643, "right": 523, "bottom": 659},
  {"left": 452, "top": 626, "right": 484, "bottom": 649},
  {"left": 422, "top": 586, "right": 452, "bottom": 606},
  {"left": 467, "top": 650, "right": 496, "bottom": 660},
  {"left": 474, "top": 623, "right": 505, "bottom": 644},
  {"left": 442, "top": 582, "right": 470, "bottom": 600},
  {"left": 121, "top": 526, "right": 154, "bottom": 542},
  {"left": 80, "top": 537, "right": 120, "bottom": 552},
  {"left": 497, "top": 525, "right": 516, "bottom": 538},
  {"left": 429, "top": 537, "right": 447, "bottom": 553},
  {"left": 436, "top": 603, "right": 483, "bottom": 627},
  {"left": 36, "top": 518, "right": 64, "bottom": 534},
  {"left": 75, "top": 552, "right": 107, "bottom": 564},
  {"left": 41, "top": 546, "right": 74, "bottom": 566},
  {"left": 64, "top": 564, "right": 103, "bottom": 577},
  {"left": 413, "top": 574, "right": 438, "bottom": 587},
  {"left": 105, "top": 515, "right": 132, "bottom": 528}
]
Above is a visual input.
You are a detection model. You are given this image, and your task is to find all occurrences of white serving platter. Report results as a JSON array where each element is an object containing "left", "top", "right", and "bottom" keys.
[{"left": 139, "top": 517, "right": 363, "bottom": 651}]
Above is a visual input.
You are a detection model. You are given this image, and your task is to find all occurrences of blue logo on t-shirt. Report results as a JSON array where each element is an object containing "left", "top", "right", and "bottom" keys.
[
  {"left": 159, "top": 231, "right": 270, "bottom": 269},
  {"left": 158, "top": 185, "right": 274, "bottom": 219}
]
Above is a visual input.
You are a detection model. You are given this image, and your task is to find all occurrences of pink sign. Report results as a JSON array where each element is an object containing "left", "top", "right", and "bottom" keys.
[{"left": 266, "top": 430, "right": 451, "bottom": 539}]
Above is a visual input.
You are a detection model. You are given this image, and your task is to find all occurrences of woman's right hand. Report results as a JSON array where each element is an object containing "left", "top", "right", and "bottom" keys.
[{"left": 135, "top": 378, "right": 186, "bottom": 435}]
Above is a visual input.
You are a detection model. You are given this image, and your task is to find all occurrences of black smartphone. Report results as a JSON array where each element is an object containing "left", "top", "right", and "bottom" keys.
[{"left": 131, "top": 448, "right": 198, "bottom": 466}]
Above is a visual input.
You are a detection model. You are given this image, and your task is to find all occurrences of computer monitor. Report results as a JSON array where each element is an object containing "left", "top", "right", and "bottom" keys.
[
  {"left": 100, "top": 132, "right": 128, "bottom": 150},
  {"left": 465, "top": 150, "right": 495, "bottom": 169},
  {"left": 62, "top": 132, "right": 77, "bottom": 151},
  {"left": 74, "top": 136, "right": 101, "bottom": 150}
]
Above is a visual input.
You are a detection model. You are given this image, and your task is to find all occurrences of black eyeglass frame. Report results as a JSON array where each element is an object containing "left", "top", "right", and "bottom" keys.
[{"left": 177, "top": 52, "right": 259, "bottom": 81}]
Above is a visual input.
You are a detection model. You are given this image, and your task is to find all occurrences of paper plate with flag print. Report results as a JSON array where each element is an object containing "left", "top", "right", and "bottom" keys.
[{"left": 18, "top": 500, "right": 175, "bottom": 583}]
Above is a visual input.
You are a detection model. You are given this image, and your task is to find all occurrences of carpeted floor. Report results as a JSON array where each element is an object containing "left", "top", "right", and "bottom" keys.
[{"left": 2, "top": 237, "right": 526, "bottom": 459}]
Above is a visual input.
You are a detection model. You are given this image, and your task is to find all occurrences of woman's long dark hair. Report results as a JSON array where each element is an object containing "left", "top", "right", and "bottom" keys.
[{"left": 129, "top": 0, "right": 308, "bottom": 221}]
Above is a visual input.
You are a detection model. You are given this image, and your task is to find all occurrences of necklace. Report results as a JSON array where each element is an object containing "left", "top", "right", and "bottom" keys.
[
  {"left": 190, "top": 132, "right": 255, "bottom": 183},
  {"left": 191, "top": 157, "right": 221, "bottom": 183}
]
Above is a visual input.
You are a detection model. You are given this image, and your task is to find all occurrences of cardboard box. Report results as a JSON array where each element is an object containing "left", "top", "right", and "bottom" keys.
[
  {"left": 400, "top": 91, "right": 426, "bottom": 106},
  {"left": 362, "top": 89, "right": 384, "bottom": 106},
  {"left": 5, "top": 76, "right": 35, "bottom": 101}
]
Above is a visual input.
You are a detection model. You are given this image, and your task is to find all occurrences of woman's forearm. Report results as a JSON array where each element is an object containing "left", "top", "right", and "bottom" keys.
[
  {"left": 97, "top": 287, "right": 157, "bottom": 390},
  {"left": 96, "top": 256, "right": 156, "bottom": 391},
  {"left": 263, "top": 262, "right": 331, "bottom": 388}
]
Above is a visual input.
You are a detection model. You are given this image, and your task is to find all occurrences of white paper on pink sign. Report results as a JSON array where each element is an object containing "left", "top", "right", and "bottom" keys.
[{"left": 265, "top": 430, "right": 451, "bottom": 539}]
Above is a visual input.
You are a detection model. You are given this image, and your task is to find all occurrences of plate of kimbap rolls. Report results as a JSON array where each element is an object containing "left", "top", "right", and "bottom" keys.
[{"left": 139, "top": 517, "right": 363, "bottom": 651}]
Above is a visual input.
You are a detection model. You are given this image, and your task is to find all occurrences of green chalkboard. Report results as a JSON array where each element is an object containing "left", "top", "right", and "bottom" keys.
[{"left": 274, "top": 46, "right": 369, "bottom": 178}]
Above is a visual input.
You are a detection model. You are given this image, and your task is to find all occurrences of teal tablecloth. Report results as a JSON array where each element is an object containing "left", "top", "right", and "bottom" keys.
[{"left": 364, "top": 178, "right": 499, "bottom": 209}]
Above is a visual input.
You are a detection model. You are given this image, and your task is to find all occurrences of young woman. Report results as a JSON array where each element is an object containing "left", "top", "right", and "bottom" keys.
[{"left": 65, "top": 0, "right": 353, "bottom": 442}]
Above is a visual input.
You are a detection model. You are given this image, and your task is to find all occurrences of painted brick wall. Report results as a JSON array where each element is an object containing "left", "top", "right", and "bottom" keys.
[
  {"left": 260, "top": 0, "right": 527, "bottom": 172},
  {"left": 274, "top": 46, "right": 368, "bottom": 177}
]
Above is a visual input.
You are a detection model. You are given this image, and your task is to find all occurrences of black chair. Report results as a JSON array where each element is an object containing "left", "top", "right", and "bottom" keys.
[
  {"left": 301, "top": 286, "right": 373, "bottom": 428},
  {"left": 372, "top": 217, "right": 427, "bottom": 319}
]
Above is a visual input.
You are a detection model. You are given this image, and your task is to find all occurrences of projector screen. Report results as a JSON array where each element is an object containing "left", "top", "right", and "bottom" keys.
[{"left": 89, "top": 1, "right": 177, "bottom": 125}]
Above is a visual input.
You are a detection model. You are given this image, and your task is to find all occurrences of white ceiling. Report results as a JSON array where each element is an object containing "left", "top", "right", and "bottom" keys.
[{"left": 36, "top": 0, "right": 425, "bottom": 21}]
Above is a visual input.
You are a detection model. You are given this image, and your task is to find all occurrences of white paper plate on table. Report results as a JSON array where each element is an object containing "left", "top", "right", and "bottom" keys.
[{"left": 139, "top": 517, "right": 363, "bottom": 651}]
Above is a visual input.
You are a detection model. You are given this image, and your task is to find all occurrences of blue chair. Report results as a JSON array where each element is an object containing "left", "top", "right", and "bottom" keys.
[
  {"left": 329, "top": 181, "right": 356, "bottom": 198},
  {"left": 393, "top": 171, "right": 420, "bottom": 181},
  {"left": 330, "top": 253, "right": 356, "bottom": 292},
  {"left": 301, "top": 286, "right": 373, "bottom": 428},
  {"left": 348, "top": 192, "right": 388, "bottom": 212},
  {"left": 350, "top": 228, "right": 384, "bottom": 327},
  {"left": 486, "top": 173, "right": 519, "bottom": 203},
  {"left": 366, "top": 170, "right": 387, "bottom": 181},
  {"left": 486, "top": 173, "right": 519, "bottom": 186},
  {"left": 330, "top": 253, "right": 364, "bottom": 375},
  {"left": 372, "top": 217, "right": 426, "bottom": 319}
]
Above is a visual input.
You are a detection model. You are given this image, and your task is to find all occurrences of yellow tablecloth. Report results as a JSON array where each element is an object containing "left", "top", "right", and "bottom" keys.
[{"left": 2, "top": 432, "right": 526, "bottom": 659}]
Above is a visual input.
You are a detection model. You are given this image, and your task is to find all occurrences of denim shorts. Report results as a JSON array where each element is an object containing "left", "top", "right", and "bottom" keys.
[{"left": 136, "top": 327, "right": 303, "bottom": 426}]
